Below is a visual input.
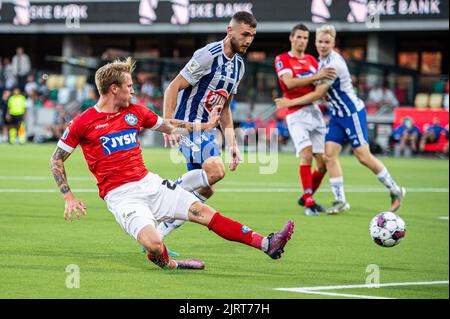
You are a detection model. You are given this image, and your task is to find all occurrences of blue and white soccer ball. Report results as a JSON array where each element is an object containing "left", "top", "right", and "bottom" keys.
[{"left": 369, "top": 212, "right": 406, "bottom": 247}]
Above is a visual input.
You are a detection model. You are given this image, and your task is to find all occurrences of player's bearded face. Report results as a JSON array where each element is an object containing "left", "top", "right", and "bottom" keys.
[
  {"left": 230, "top": 23, "right": 256, "bottom": 55},
  {"left": 316, "top": 33, "right": 334, "bottom": 57}
]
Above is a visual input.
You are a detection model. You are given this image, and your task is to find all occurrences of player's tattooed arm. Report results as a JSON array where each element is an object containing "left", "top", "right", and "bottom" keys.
[
  {"left": 50, "top": 147, "right": 87, "bottom": 221},
  {"left": 49, "top": 147, "right": 72, "bottom": 196}
]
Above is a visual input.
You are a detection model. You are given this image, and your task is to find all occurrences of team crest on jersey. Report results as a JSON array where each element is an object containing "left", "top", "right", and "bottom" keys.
[
  {"left": 100, "top": 129, "right": 138, "bottom": 155},
  {"left": 124, "top": 113, "right": 138, "bottom": 126},
  {"left": 241, "top": 226, "right": 252, "bottom": 234}
]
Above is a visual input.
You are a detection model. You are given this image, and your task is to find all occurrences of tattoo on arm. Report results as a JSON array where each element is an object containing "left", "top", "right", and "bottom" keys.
[
  {"left": 49, "top": 147, "right": 72, "bottom": 196},
  {"left": 189, "top": 207, "right": 204, "bottom": 219}
]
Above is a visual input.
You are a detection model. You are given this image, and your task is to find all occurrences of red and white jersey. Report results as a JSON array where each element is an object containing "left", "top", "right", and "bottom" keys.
[
  {"left": 57, "top": 103, "right": 163, "bottom": 199},
  {"left": 275, "top": 52, "right": 318, "bottom": 115}
]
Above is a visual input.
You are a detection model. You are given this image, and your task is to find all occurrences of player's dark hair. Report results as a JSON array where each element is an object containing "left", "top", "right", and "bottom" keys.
[
  {"left": 291, "top": 23, "right": 309, "bottom": 37},
  {"left": 232, "top": 11, "right": 257, "bottom": 28}
]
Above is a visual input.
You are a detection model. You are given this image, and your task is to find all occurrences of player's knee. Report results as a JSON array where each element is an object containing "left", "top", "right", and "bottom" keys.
[
  {"left": 300, "top": 148, "right": 314, "bottom": 164},
  {"left": 145, "top": 240, "right": 164, "bottom": 256},
  {"left": 205, "top": 163, "right": 225, "bottom": 184},
  {"left": 323, "top": 153, "right": 335, "bottom": 167},
  {"left": 197, "top": 185, "right": 215, "bottom": 199},
  {"left": 317, "top": 164, "right": 327, "bottom": 174},
  {"left": 356, "top": 152, "right": 371, "bottom": 167}
]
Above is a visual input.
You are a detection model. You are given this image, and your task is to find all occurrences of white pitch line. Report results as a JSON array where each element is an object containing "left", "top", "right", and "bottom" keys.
[
  {"left": 274, "top": 281, "right": 449, "bottom": 299},
  {"left": 0, "top": 176, "right": 93, "bottom": 181},
  {"left": 277, "top": 289, "right": 393, "bottom": 300},
  {"left": 0, "top": 189, "right": 98, "bottom": 193},
  {"left": 438, "top": 216, "right": 449, "bottom": 220},
  {"left": 277, "top": 281, "right": 449, "bottom": 291},
  {"left": 0, "top": 176, "right": 448, "bottom": 193},
  {"left": 0, "top": 188, "right": 448, "bottom": 193}
]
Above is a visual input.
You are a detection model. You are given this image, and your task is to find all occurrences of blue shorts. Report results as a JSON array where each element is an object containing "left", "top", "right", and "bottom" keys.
[
  {"left": 179, "top": 129, "right": 221, "bottom": 171},
  {"left": 325, "top": 109, "right": 369, "bottom": 148}
]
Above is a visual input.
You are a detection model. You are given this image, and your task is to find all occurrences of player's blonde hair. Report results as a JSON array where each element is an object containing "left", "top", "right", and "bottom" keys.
[
  {"left": 316, "top": 25, "right": 336, "bottom": 39},
  {"left": 95, "top": 57, "right": 136, "bottom": 95}
]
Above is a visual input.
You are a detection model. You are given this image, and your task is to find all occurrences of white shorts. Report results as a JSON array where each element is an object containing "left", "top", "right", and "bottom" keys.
[
  {"left": 104, "top": 172, "right": 199, "bottom": 240},
  {"left": 285, "top": 105, "right": 326, "bottom": 156}
]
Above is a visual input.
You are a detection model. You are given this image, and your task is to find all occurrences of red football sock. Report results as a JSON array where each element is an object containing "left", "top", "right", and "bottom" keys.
[
  {"left": 312, "top": 169, "right": 326, "bottom": 194},
  {"left": 208, "top": 212, "right": 264, "bottom": 250},
  {"left": 300, "top": 164, "right": 313, "bottom": 194},
  {"left": 146, "top": 244, "right": 177, "bottom": 269}
]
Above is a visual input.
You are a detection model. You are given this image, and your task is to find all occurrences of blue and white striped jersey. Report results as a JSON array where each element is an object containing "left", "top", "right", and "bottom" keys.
[
  {"left": 319, "top": 50, "right": 365, "bottom": 118},
  {"left": 175, "top": 40, "right": 245, "bottom": 123}
]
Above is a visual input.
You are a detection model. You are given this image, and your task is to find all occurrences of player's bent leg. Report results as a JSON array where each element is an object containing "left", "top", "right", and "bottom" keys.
[
  {"left": 353, "top": 144, "right": 405, "bottom": 212},
  {"left": 138, "top": 224, "right": 205, "bottom": 270},
  {"left": 202, "top": 156, "right": 226, "bottom": 186},
  {"left": 193, "top": 156, "right": 225, "bottom": 200},
  {"left": 324, "top": 142, "right": 350, "bottom": 214},
  {"left": 299, "top": 146, "right": 317, "bottom": 215},
  {"left": 187, "top": 201, "right": 295, "bottom": 260},
  {"left": 156, "top": 165, "right": 211, "bottom": 243}
]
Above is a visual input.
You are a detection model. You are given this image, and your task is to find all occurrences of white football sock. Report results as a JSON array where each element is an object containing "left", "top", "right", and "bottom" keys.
[
  {"left": 176, "top": 169, "right": 209, "bottom": 192},
  {"left": 376, "top": 167, "right": 401, "bottom": 194},
  {"left": 330, "top": 176, "right": 346, "bottom": 202}
]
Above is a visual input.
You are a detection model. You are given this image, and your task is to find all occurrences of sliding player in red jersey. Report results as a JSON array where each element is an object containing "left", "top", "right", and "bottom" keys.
[
  {"left": 49, "top": 57, "right": 294, "bottom": 270},
  {"left": 275, "top": 23, "right": 336, "bottom": 216}
]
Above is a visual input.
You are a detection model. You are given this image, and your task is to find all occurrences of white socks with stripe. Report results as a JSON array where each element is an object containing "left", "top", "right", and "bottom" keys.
[
  {"left": 330, "top": 176, "right": 346, "bottom": 203},
  {"left": 377, "top": 167, "right": 401, "bottom": 195}
]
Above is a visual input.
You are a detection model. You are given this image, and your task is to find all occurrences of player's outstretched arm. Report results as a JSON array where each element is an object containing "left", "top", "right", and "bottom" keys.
[
  {"left": 49, "top": 147, "right": 87, "bottom": 221},
  {"left": 163, "top": 74, "right": 191, "bottom": 147},
  {"left": 220, "top": 95, "right": 242, "bottom": 171},
  {"left": 275, "top": 82, "right": 331, "bottom": 108},
  {"left": 281, "top": 67, "right": 336, "bottom": 90},
  {"left": 156, "top": 105, "right": 222, "bottom": 135}
]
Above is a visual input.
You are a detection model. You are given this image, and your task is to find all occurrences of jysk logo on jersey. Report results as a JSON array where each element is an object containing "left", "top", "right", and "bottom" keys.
[
  {"left": 124, "top": 113, "right": 138, "bottom": 126},
  {"left": 100, "top": 129, "right": 138, "bottom": 155}
]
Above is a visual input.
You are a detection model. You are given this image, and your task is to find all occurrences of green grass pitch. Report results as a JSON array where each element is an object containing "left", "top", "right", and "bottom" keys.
[{"left": 0, "top": 143, "right": 448, "bottom": 299}]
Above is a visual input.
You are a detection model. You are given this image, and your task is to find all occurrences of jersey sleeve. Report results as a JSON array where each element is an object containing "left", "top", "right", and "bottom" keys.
[
  {"left": 233, "top": 58, "right": 245, "bottom": 95},
  {"left": 320, "top": 55, "right": 345, "bottom": 86},
  {"left": 275, "top": 55, "right": 293, "bottom": 78},
  {"left": 179, "top": 47, "right": 214, "bottom": 86},
  {"left": 136, "top": 104, "right": 163, "bottom": 130},
  {"left": 57, "top": 116, "right": 82, "bottom": 153}
]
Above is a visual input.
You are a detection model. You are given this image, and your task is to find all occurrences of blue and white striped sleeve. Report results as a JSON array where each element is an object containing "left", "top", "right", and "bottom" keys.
[
  {"left": 180, "top": 47, "right": 214, "bottom": 86},
  {"left": 321, "top": 56, "right": 345, "bottom": 86},
  {"left": 233, "top": 58, "right": 245, "bottom": 95}
]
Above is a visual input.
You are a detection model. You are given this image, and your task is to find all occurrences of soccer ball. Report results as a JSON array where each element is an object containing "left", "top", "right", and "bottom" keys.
[{"left": 369, "top": 212, "right": 406, "bottom": 247}]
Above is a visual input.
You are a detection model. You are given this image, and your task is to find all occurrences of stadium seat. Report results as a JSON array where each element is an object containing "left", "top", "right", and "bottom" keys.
[
  {"left": 429, "top": 93, "right": 444, "bottom": 109},
  {"left": 47, "top": 74, "right": 66, "bottom": 90},
  {"left": 76, "top": 76, "right": 87, "bottom": 90},
  {"left": 423, "top": 132, "right": 448, "bottom": 152},
  {"left": 414, "top": 93, "right": 429, "bottom": 109}
]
